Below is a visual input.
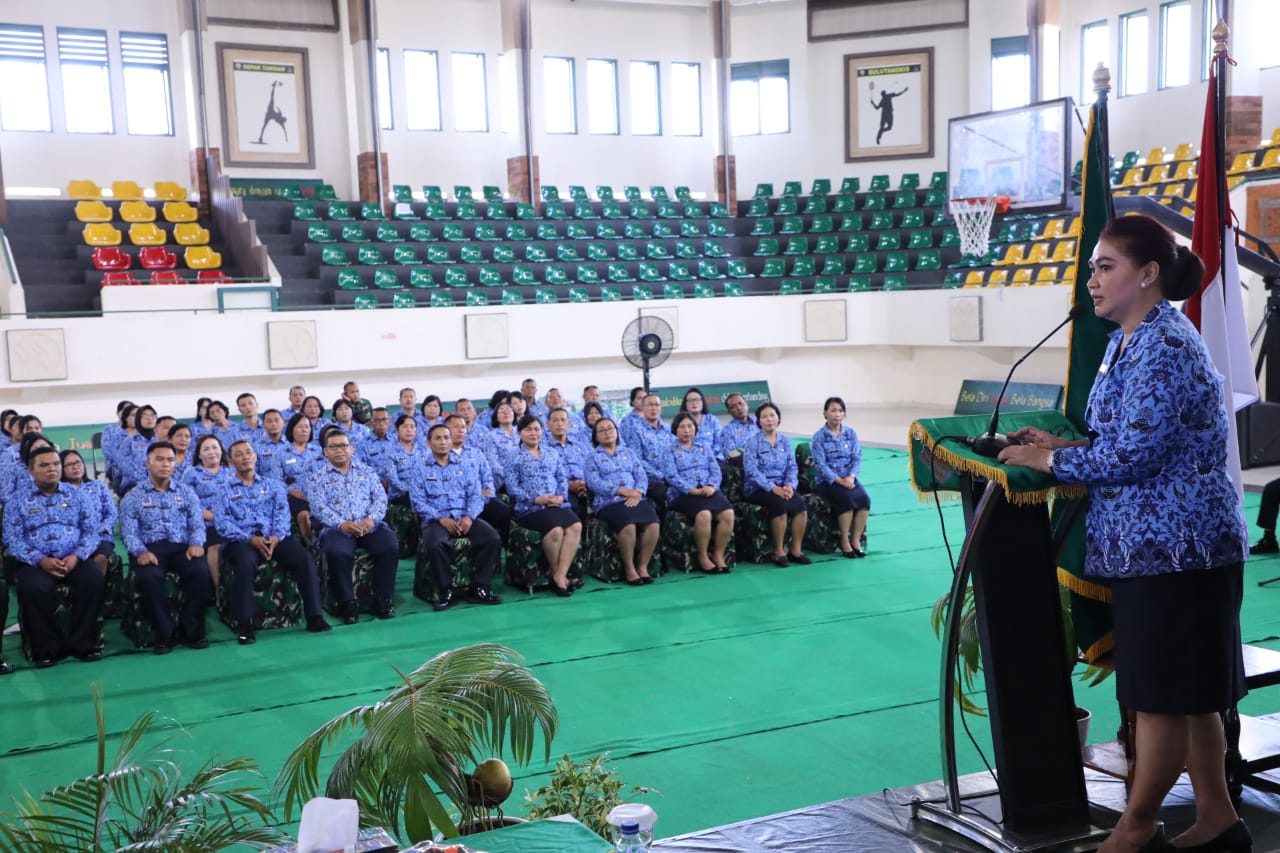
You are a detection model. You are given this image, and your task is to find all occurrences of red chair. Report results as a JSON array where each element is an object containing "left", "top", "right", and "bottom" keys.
[
  {"left": 101, "top": 272, "right": 140, "bottom": 286},
  {"left": 139, "top": 247, "right": 177, "bottom": 270},
  {"left": 150, "top": 271, "right": 185, "bottom": 285},
  {"left": 196, "top": 270, "right": 233, "bottom": 285},
  {"left": 91, "top": 247, "right": 131, "bottom": 271}
]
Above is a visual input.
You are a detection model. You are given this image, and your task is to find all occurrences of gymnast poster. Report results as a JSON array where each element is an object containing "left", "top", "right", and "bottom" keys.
[{"left": 218, "top": 43, "right": 316, "bottom": 169}]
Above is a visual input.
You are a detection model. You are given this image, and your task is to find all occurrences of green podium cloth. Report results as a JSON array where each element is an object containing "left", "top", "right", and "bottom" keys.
[
  {"left": 445, "top": 818, "right": 613, "bottom": 853},
  {"left": 908, "top": 410, "right": 1087, "bottom": 504}
]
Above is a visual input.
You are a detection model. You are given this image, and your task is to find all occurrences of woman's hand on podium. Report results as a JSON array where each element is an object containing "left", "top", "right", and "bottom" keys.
[
  {"left": 997, "top": 443, "right": 1053, "bottom": 473},
  {"left": 1006, "top": 426, "right": 1072, "bottom": 450}
]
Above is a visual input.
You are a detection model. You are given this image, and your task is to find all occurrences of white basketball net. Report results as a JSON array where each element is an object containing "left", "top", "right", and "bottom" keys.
[{"left": 949, "top": 198, "right": 999, "bottom": 257}]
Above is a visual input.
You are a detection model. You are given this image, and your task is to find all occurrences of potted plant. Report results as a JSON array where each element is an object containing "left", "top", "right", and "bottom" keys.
[
  {"left": 0, "top": 684, "right": 288, "bottom": 852},
  {"left": 523, "top": 752, "right": 656, "bottom": 840},
  {"left": 275, "top": 643, "right": 558, "bottom": 845}
]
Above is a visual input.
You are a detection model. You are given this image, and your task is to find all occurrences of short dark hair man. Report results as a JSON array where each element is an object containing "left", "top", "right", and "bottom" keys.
[{"left": 342, "top": 381, "right": 373, "bottom": 425}]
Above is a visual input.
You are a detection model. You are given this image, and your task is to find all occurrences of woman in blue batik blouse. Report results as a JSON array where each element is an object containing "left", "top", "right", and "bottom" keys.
[
  {"left": 1001, "top": 214, "right": 1250, "bottom": 853},
  {"left": 743, "top": 403, "right": 811, "bottom": 568},
  {"left": 584, "top": 417, "right": 659, "bottom": 585},
  {"left": 664, "top": 411, "right": 734, "bottom": 573},
  {"left": 810, "top": 396, "right": 871, "bottom": 558},
  {"left": 506, "top": 414, "right": 582, "bottom": 597}
]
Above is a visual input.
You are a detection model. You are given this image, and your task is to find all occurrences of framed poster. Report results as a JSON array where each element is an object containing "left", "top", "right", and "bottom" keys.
[
  {"left": 845, "top": 48, "right": 933, "bottom": 162},
  {"left": 218, "top": 43, "right": 316, "bottom": 169}
]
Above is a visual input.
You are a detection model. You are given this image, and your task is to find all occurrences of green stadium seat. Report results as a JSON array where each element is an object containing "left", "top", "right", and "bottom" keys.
[
  {"left": 929, "top": 171, "right": 948, "bottom": 190},
  {"left": 909, "top": 229, "right": 934, "bottom": 249},
  {"left": 657, "top": 202, "right": 681, "bottom": 219},
  {"left": 617, "top": 242, "right": 640, "bottom": 261},
  {"left": 424, "top": 202, "right": 448, "bottom": 220},
  {"left": 650, "top": 186, "right": 670, "bottom": 201},
  {"left": 703, "top": 240, "right": 729, "bottom": 258},
  {"left": 813, "top": 276, "right": 837, "bottom": 293},
  {"left": 832, "top": 195, "right": 858, "bottom": 213},
  {"left": 377, "top": 223, "right": 404, "bottom": 242},
  {"left": 483, "top": 185, "right": 504, "bottom": 202},
  {"left": 409, "top": 268, "right": 436, "bottom": 288},
  {"left": 809, "top": 215, "right": 834, "bottom": 234},
  {"left": 556, "top": 243, "right": 582, "bottom": 262},
  {"left": 410, "top": 223, "right": 437, "bottom": 242},
  {"left": 940, "top": 228, "right": 961, "bottom": 248},
  {"left": 943, "top": 270, "right": 964, "bottom": 288},
  {"left": 862, "top": 193, "right": 887, "bottom": 211},
  {"left": 922, "top": 189, "right": 947, "bottom": 207},
  {"left": 876, "top": 231, "right": 902, "bottom": 251},
  {"left": 422, "top": 185, "right": 444, "bottom": 202},
  {"left": 373, "top": 268, "right": 401, "bottom": 289},
  {"left": 892, "top": 190, "right": 917, "bottom": 209},
  {"left": 645, "top": 241, "right": 671, "bottom": 260},
  {"left": 779, "top": 217, "right": 804, "bottom": 235},
  {"left": 596, "top": 185, "right": 615, "bottom": 202},
  {"left": 679, "top": 220, "right": 704, "bottom": 238},
  {"left": 814, "top": 235, "right": 840, "bottom": 254},
  {"left": 336, "top": 269, "right": 364, "bottom": 289},
  {"left": 473, "top": 224, "right": 499, "bottom": 242},
  {"left": 632, "top": 285, "right": 653, "bottom": 300},
  {"left": 392, "top": 185, "right": 414, "bottom": 202},
  {"left": 674, "top": 240, "right": 699, "bottom": 259},
  {"left": 899, "top": 209, "right": 925, "bottom": 228},
  {"left": 361, "top": 202, "right": 387, "bottom": 221},
  {"left": 652, "top": 221, "right": 675, "bottom": 239},
  {"left": 512, "top": 265, "right": 537, "bottom": 285},
  {"left": 915, "top": 250, "right": 942, "bottom": 271},
  {"left": 838, "top": 177, "right": 860, "bottom": 195},
  {"left": 753, "top": 183, "right": 774, "bottom": 198},
  {"left": 607, "top": 263, "right": 635, "bottom": 283},
  {"left": 466, "top": 291, "right": 488, "bottom": 306},
  {"left": 852, "top": 254, "right": 877, "bottom": 274},
  {"left": 779, "top": 280, "right": 802, "bottom": 295},
  {"left": 576, "top": 264, "right": 602, "bottom": 284},
  {"left": 426, "top": 246, "right": 453, "bottom": 264},
  {"left": 790, "top": 257, "right": 816, "bottom": 276},
  {"left": 574, "top": 203, "right": 599, "bottom": 220},
  {"left": 675, "top": 186, "right": 692, "bottom": 201},
  {"left": 624, "top": 222, "right": 647, "bottom": 239},
  {"left": 515, "top": 203, "right": 539, "bottom": 220},
  {"left": 723, "top": 281, "right": 744, "bottom": 297},
  {"left": 569, "top": 286, "right": 591, "bottom": 303},
  {"left": 820, "top": 255, "right": 846, "bottom": 275},
  {"left": 783, "top": 237, "right": 808, "bottom": 255},
  {"left": 761, "top": 258, "right": 786, "bottom": 278},
  {"left": 629, "top": 203, "right": 654, "bottom": 220},
  {"left": 565, "top": 223, "right": 588, "bottom": 240},
  {"left": 869, "top": 175, "right": 891, "bottom": 191},
  {"left": 502, "top": 289, "right": 524, "bottom": 305},
  {"left": 442, "top": 224, "right": 467, "bottom": 242},
  {"left": 357, "top": 245, "right": 385, "bottom": 265},
  {"left": 353, "top": 294, "right": 379, "bottom": 309},
  {"left": 845, "top": 233, "right": 870, "bottom": 253},
  {"left": 884, "top": 252, "right": 909, "bottom": 272},
  {"left": 803, "top": 197, "right": 827, "bottom": 215},
  {"left": 849, "top": 276, "right": 872, "bottom": 292},
  {"left": 542, "top": 186, "right": 561, "bottom": 202},
  {"left": 899, "top": 173, "right": 921, "bottom": 190},
  {"left": 698, "top": 260, "right": 725, "bottom": 279},
  {"left": 751, "top": 218, "right": 775, "bottom": 236},
  {"left": 595, "top": 222, "right": 619, "bottom": 239},
  {"left": 328, "top": 202, "right": 355, "bottom": 221},
  {"left": 883, "top": 274, "right": 907, "bottom": 291},
  {"left": 623, "top": 186, "right": 643, "bottom": 202},
  {"left": 869, "top": 211, "right": 894, "bottom": 229},
  {"left": 295, "top": 202, "right": 321, "bottom": 221},
  {"left": 459, "top": 244, "right": 484, "bottom": 264},
  {"left": 502, "top": 223, "right": 529, "bottom": 242},
  {"left": 930, "top": 208, "right": 949, "bottom": 226},
  {"left": 837, "top": 214, "right": 863, "bottom": 232},
  {"left": 668, "top": 262, "right": 696, "bottom": 281},
  {"left": 307, "top": 223, "right": 336, "bottom": 243},
  {"left": 663, "top": 283, "right": 686, "bottom": 299},
  {"left": 536, "top": 288, "right": 558, "bottom": 304},
  {"left": 429, "top": 291, "right": 453, "bottom": 307},
  {"left": 392, "top": 292, "right": 416, "bottom": 308},
  {"left": 456, "top": 202, "right": 482, "bottom": 221},
  {"left": 534, "top": 222, "right": 557, "bottom": 241},
  {"left": 601, "top": 286, "right": 622, "bottom": 301},
  {"left": 780, "top": 181, "right": 802, "bottom": 197},
  {"left": 747, "top": 199, "right": 771, "bottom": 218},
  {"left": 485, "top": 201, "right": 510, "bottom": 220},
  {"left": 775, "top": 198, "right": 799, "bottom": 216},
  {"left": 638, "top": 262, "right": 665, "bottom": 282},
  {"left": 811, "top": 178, "right": 832, "bottom": 196},
  {"left": 727, "top": 260, "right": 753, "bottom": 278},
  {"left": 694, "top": 282, "right": 715, "bottom": 298},
  {"left": 341, "top": 223, "right": 370, "bottom": 243},
  {"left": 681, "top": 203, "right": 704, "bottom": 218},
  {"left": 568, "top": 185, "right": 589, "bottom": 202},
  {"left": 544, "top": 202, "right": 569, "bottom": 220},
  {"left": 393, "top": 245, "right": 421, "bottom": 265},
  {"left": 544, "top": 264, "right": 569, "bottom": 285},
  {"left": 524, "top": 244, "right": 549, "bottom": 263},
  {"left": 446, "top": 268, "right": 472, "bottom": 287},
  {"left": 315, "top": 185, "right": 338, "bottom": 201},
  {"left": 707, "top": 220, "right": 731, "bottom": 237},
  {"left": 754, "top": 238, "right": 780, "bottom": 257},
  {"left": 586, "top": 242, "right": 611, "bottom": 261}
]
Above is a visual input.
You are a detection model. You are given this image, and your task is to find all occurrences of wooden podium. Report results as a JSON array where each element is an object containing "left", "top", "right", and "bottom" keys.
[{"left": 908, "top": 412, "right": 1114, "bottom": 852}]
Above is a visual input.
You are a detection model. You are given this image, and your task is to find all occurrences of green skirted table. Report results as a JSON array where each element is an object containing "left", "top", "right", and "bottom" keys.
[{"left": 440, "top": 817, "right": 614, "bottom": 853}]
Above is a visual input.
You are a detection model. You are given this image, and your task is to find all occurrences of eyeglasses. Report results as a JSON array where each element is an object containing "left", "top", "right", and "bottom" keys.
[{"left": 326, "top": 443, "right": 352, "bottom": 450}]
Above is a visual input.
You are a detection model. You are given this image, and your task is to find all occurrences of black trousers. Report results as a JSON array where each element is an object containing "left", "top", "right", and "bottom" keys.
[
  {"left": 647, "top": 477, "right": 668, "bottom": 515},
  {"left": 0, "top": 577, "right": 7, "bottom": 657},
  {"left": 132, "top": 540, "right": 211, "bottom": 641},
  {"left": 16, "top": 560, "right": 105, "bottom": 659},
  {"left": 222, "top": 537, "right": 324, "bottom": 626},
  {"left": 421, "top": 518, "right": 500, "bottom": 590},
  {"left": 318, "top": 523, "right": 399, "bottom": 604},
  {"left": 1258, "top": 478, "right": 1280, "bottom": 530},
  {"left": 480, "top": 497, "right": 514, "bottom": 544}
]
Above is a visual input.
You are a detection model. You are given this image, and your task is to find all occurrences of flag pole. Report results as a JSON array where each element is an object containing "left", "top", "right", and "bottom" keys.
[
  {"left": 1092, "top": 63, "right": 1116, "bottom": 221},
  {"left": 1213, "top": 17, "right": 1230, "bottom": 264}
]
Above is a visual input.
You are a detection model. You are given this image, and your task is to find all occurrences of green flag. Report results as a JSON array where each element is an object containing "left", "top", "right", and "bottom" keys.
[{"left": 1055, "top": 92, "right": 1117, "bottom": 664}]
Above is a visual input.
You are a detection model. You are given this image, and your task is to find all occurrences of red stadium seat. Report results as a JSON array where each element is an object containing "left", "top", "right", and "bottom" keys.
[
  {"left": 91, "top": 247, "right": 131, "bottom": 271},
  {"left": 150, "top": 271, "right": 185, "bottom": 285},
  {"left": 139, "top": 247, "right": 178, "bottom": 270},
  {"left": 101, "top": 271, "right": 140, "bottom": 286},
  {"left": 196, "top": 270, "right": 234, "bottom": 285}
]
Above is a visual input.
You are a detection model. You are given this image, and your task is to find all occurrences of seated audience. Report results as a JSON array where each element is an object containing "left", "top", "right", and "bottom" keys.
[
  {"left": 743, "top": 403, "right": 811, "bottom": 567},
  {"left": 119, "top": 441, "right": 210, "bottom": 654},
  {"left": 630, "top": 394, "right": 674, "bottom": 510},
  {"left": 281, "top": 385, "right": 306, "bottom": 421},
  {"left": 410, "top": 424, "right": 503, "bottom": 611},
  {"left": 190, "top": 397, "right": 213, "bottom": 439},
  {"left": 664, "top": 412, "right": 735, "bottom": 573},
  {"left": 681, "top": 387, "right": 721, "bottom": 453},
  {"left": 300, "top": 395, "right": 330, "bottom": 441},
  {"left": 182, "top": 435, "right": 234, "bottom": 595},
  {"left": 396, "top": 387, "right": 418, "bottom": 425},
  {"left": 505, "top": 414, "right": 582, "bottom": 596},
  {"left": 330, "top": 398, "right": 371, "bottom": 443},
  {"left": 544, "top": 408, "right": 588, "bottom": 508},
  {"left": 811, "top": 396, "right": 871, "bottom": 558},
  {"left": 235, "top": 393, "right": 266, "bottom": 443},
  {"left": 252, "top": 409, "right": 289, "bottom": 480},
  {"left": 60, "top": 449, "right": 117, "bottom": 576},
  {"left": 418, "top": 395, "right": 446, "bottom": 433},
  {"left": 3, "top": 446, "right": 105, "bottom": 667},
  {"left": 207, "top": 400, "right": 239, "bottom": 449},
  {"left": 168, "top": 423, "right": 193, "bottom": 476},
  {"left": 486, "top": 398, "right": 520, "bottom": 483},
  {"left": 447, "top": 414, "right": 513, "bottom": 544},
  {"left": 3, "top": 433, "right": 55, "bottom": 505},
  {"left": 278, "top": 413, "right": 323, "bottom": 538},
  {"left": 342, "top": 380, "right": 373, "bottom": 425},
  {"left": 358, "top": 407, "right": 397, "bottom": 475},
  {"left": 716, "top": 392, "right": 760, "bottom": 461},
  {"left": 522, "top": 377, "right": 547, "bottom": 421},
  {"left": 214, "top": 439, "right": 331, "bottom": 644},
  {"left": 618, "top": 386, "right": 648, "bottom": 448},
  {"left": 118, "top": 405, "right": 159, "bottom": 493},
  {"left": 585, "top": 417, "right": 659, "bottom": 584},
  {"left": 384, "top": 414, "right": 428, "bottom": 505},
  {"left": 305, "top": 427, "right": 399, "bottom": 622}
]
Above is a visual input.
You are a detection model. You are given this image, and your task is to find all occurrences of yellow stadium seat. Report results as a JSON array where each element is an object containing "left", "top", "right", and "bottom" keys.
[
  {"left": 1270, "top": 128, "right": 1280, "bottom": 146},
  {"left": 162, "top": 201, "right": 198, "bottom": 223},
  {"left": 1038, "top": 218, "right": 1065, "bottom": 241},
  {"left": 1172, "top": 143, "right": 1195, "bottom": 161},
  {"left": 1036, "top": 266, "right": 1060, "bottom": 284},
  {"left": 1144, "top": 146, "right": 1167, "bottom": 165},
  {"left": 994, "top": 243, "right": 1026, "bottom": 266},
  {"left": 184, "top": 246, "right": 222, "bottom": 269},
  {"left": 1065, "top": 217, "right": 1082, "bottom": 238},
  {"left": 1228, "top": 176, "right": 1244, "bottom": 190},
  {"left": 82, "top": 223, "right": 122, "bottom": 246},
  {"left": 1228, "top": 152, "right": 1255, "bottom": 174},
  {"left": 1120, "top": 167, "right": 1144, "bottom": 186},
  {"left": 128, "top": 223, "right": 166, "bottom": 246},
  {"left": 173, "top": 223, "right": 210, "bottom": 245},
  {"left": 1163, "top": 182, "right": 1186, "bottom": 198},
  {"left": 1062, "top": 266, "right": 1077, "bottom": 285},
  {"left": 111, "top": 180, "right": 145, "bottom": 200},
  {"left": 1051, "top": 239, "right": 1077, "bottom": 263},
  {"left": 153, "top": 181, "right": 187, "bottom": 201},
  {"left": 1011, "top": 268, "right": 1033, "bottom": 285},
  {"left": 1172, "top": 160, "right": 1197, "bottom": 181},
  {"left": 1020, "top": 243, "right": 1050, "bottom": 264},
  {"left": 119, "top": 201, "right": 156, "bottom": 223},
  {"left": 1260, "top": 148, "right": 1280, "bottom": 171},
  {"left": 1146, "top": 164, "right": 1169, "bottom": 184},
  {"left": 964, "top": 270, "right": 985, "bottom": 287},
  {"left": 74, "top": 200, "right": 112, "bottom": 222},
  {"left": 987, "top": 269, "right": 1009, "bottom": 286},
  {"left": 68, "top": 180, "right": 103, "bottom": 200},
  {"left": 1138, "top": 186, "right": 1158, "bottom": 197}
]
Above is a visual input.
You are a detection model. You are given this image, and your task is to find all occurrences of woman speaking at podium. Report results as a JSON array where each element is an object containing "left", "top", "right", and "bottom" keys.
[{"left": 999, "top": 214, "right": 1250, "bottom": 853}]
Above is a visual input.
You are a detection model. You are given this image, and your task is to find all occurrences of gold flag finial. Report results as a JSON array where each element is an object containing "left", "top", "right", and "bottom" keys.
[
  {"left": 1212, "top": 17, "right": 1228, "bottom": 56},
  {"left": 1092, "top": 62, "right": 1111, "bottom": 96}
]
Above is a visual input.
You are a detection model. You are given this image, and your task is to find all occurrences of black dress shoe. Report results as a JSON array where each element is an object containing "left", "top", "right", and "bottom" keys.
[
  {"left": 34, "top": 656, "right": 57, "bottom": 669},
  {"left": 0, "top": 658, "right": 16, "bottom": 675},
  {"left": 790, "top": 553, "right": 812, "bottom": 565},
  {"left": 434, "top": 588, "right": 457, "bottom": 611},
  {"left": 340, "top": 601, "right": 360, "bottom": 624},
  {"left": 626, "top": 577, "right": 645, "bottom": 586},
  {"left": 306, "top": 615, "right": 332, "bottom": 633},
  {"left": 552, "top": 583, "right": 573, "bottom": 597},
  {"left": 374, "top": 598, "right": 396, "bottom": 619},
  {"left": 1134, "top": 828, "right": 1173, "bottom": 852},
  {"left": 1250, "top": 536, "right": 1279, "bottom": 555},
  {"left": 183, "top": 634, "right": 210, "bottom": 651},
  {"left": 72, "top": 649, "right": 103, "bottom": 663},
  {"left": 717, "top": 564, "right": 732, "bottom": 574},
  {"left": 772, "top": 555, "right": 790, "bottom": 568},
  {"left": 468, "top": 587, "right": 503, "bottom": 605},
  {"left": 153, "top": 638, "right": 174, "bottom": 656},
  {"left": 640, "top": 575, "right": 655, "bottom": 584},
  {"left": 1177, "top": 820, "right": 1252, "bottom": 853},
  {"left": 850, "top": 547, "right": 867, "bottom": 558},
  {"left": 236, "top": 624, "right": 256, "bottom": 646}
]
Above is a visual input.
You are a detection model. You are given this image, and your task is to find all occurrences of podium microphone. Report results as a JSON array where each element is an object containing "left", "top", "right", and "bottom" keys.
[{"left": 969, "top": 303, "right": 1088, "bottom": 458}]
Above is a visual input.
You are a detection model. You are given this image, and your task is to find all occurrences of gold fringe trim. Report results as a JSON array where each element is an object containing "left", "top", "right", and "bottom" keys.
[
  {"left": 909, "top": 422, "right": 1087, "bottom": 506},
  {"left": 1082, "top": 632, "right": 1114, "bottom": 665},
  {"left": 1056, "top": 566, "right": 1113, "bottom": 603}
]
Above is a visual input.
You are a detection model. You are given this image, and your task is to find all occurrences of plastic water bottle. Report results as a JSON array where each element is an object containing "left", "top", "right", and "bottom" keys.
[{"left": 616, "top": 819, "right": 648, "bottom": 852}]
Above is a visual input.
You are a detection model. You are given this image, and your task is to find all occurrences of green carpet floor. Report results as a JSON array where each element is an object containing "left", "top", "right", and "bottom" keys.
[{"left": 4, "top": 447, "right": 1280, "bottom": 845}]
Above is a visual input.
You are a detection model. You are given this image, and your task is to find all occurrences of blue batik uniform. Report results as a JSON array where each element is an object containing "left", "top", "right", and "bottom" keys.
[
  {"left": 358, "top": 432, "right": 398, "bottom": 479},
  {"left": 663, "top": 442, "right": 722, "bottom": 500},
  {"left": 332, "top": 421, "right": 371, "bottom": 445},
  {"left": 410, "top": 455, "right": 483, "bottom": 521},
  {"left": 118, "top": 433, "right": 155, "bottom": 492},
  {"left": 690, "top": 413, "right": 721, "bottom": 454},
  {"left": 456, "top": 445, "right": 499, "bottom": 497},
  {"left": 528, "top": 400, "right": 549, "bottom": 422},
  {"left": 505, "top": 446, "right": 568, "bottom": 516},
  {"left": 0, "top": 456, "right": 32, "bottom": 505},
  {"left": 276, "top": 443, "right": 323, "bottom": 488},
  {"left": 211, "top": 423, "right": 241, "bottom": 449},
  {"left": 743, "top": 432, "right": 798, "bottom": 495},
  {"left": 180, "top": 465, "right": 236, "bottom": 516},
  {"left": 233, "top": 421, "right": 267, "bottom": 445},
  {"left": 631, "top": 420, "right": 675, "bottom": 481},
  {"left": 100, "top": 424, "right": 127, "bottom": 468},
  {"left": 2, "top": 482, "right": 96, "bottom": 564},
  {"left": 280, "top": 406, "right": 301, "bottom": 422},
  {"left": 70, "top": 478, "right": 117, "bottom": 548},
  {"left": 484, "top": 428, "right": 520, "bottom": 488},
  {"left": 189, "top": 420, "right": 213, "bottom": 440},
  {"left": 1051, "top": 301, "right": 1248, "bottom": 578},
  {"left": 304, "top": 460, "right": 388, "bottom": 529},
  {"left": 716, "top": 416, "right": 759, "bottom": 459},
  {"left": 811, "top": 424, "right": 862, "bottom": 484},
  {"left": 119, "top": 479, "right": 205, "bottom": 554},
  {"left": 584, "top": 445, "right": 649, "bottom": 513},
  {"left": 618, "top": 411, "right": 649, "bottom": 449},
  {"left": 544, "top": 436, "right": 587, "bottom": 482},
  {"left": 382, "top": 441, "right": 428, "bottom": 500},
  {"left": 252, "top": 436, "right": 290, "bottom": 481},
  {"left": 213, "top": 475, "right": 291, "bottom": 542}
]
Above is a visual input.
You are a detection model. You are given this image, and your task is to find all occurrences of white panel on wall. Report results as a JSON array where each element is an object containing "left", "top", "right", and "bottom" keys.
[
  {"left": 465, "top": 313, "right": 510, "bottom": 359},
  {"left": 948, "top": 295, "right": 983, "bottom": 342},
  {"left": 803, "top": 300, "right": 847, "bottom": 342},
  {"left": 267, "top": 320, "right": 319, "bottom": 369},
  {"left": 6, "top": 329, "right": 67, "bottom": 382}
]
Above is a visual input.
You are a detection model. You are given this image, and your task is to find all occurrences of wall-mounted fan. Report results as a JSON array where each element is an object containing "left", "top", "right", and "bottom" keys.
[{"left": 621, "top": 315, "right": 674, "bottom": 391}]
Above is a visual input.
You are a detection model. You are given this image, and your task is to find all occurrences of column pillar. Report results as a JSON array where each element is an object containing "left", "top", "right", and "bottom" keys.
[
  {"left": 189, "top": 148, "right": 220, "bottom": 218},
  {"left": 714, "top": 155, "right": 736, "bottom": 208},
  {"left": 1224, "top": 95, "right": 1263, "bottom": 161},
  {"left": 357, "top": 151, "right": 390, "bottom": 207},
  {"left": 508, "top": 155, "right": 539, "bottom": 205}
]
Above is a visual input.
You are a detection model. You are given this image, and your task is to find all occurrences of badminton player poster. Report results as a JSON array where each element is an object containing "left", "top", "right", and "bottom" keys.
[
  {"left": 845, "top": 48, "right": 933, "bottom": 162},
  {"left": 218, "top": 44, "right": 316, "bottom": 169}
]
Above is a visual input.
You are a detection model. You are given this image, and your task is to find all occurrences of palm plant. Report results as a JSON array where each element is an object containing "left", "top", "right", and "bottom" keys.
[
  {"left": 275, "top": 643, "right": 558, "bottom": 845},
  {"left": 0, "top": 684, "right": 287, "bottom": 852}
]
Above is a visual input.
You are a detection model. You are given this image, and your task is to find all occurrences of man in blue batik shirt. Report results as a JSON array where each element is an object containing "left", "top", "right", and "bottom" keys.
[
  {"left": 716, "top": 393, "right": 760, "bottom": 462},
  {"left": 545, "top": 407, "right": 589, "bottom": 512},
  {"left": 253, "top": 409, "right": 290, "bottom": 481},
  {"left": 629, "top": 394, "right": 673, "bottom": 511},
  {"left": 3, "top": 446, "right": 105, "bottom": 667},
  {"left": 359, "top": 407, "right": 397, "bottom": 479},
  {"left": 447, "top": 414, "right": 513, "bottom": 545},
  {"left": 410, "top": 424, "right": 503, "bottom": 612},
  {"left": 119, "top": 441, "right": 211, "bottom": 654},
  {"left": 305, "top": 428, "right": 399, "bottom": 623},
  {"left": 522, "top": 378, "right": 548, "bottom": 422}
]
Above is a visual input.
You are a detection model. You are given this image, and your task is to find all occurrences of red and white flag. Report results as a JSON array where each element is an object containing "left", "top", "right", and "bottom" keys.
[{"left": 1184, "top": 60, "right": 1259, "bottom": 497}]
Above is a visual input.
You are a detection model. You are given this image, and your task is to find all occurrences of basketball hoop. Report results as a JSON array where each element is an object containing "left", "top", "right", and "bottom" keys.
[{"left": 949, "top": 196, "right": 1010, "bottom": 258}]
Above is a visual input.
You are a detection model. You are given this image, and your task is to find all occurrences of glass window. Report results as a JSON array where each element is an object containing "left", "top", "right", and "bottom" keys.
[
  {"left": 1120, "top": 11, "right": 1149, "bottom": 96},
  {"left": 57, "top": 28, "right": 112, "bottom": 133},
  {"left": 0, "top": 24, "right": 50, "bottom": 131},
  {"left": 1202, "top": 0, "right": 1215, "bottom": 80},
  {"left": 452, "top": 51, "right": 487, "bottom": 132},
  {"left": 376, "top": 47, "right": 392, "bottom": 129},
  {"left": 120, "top": 32, "right": 172, "bottom": 136},
  {"left": 586, "top": 58, "right": 618, "bottom": 135},
  {"left": 1159, "top": 1, "right": 1191, "bottom": 88},
  {"left": 1080, "top": 20, "right": 1109, "bottom": 104},
  {"left": 730, "top": 60, "right": 789, "bottom": 136},
  {"left": 990, "top": 36, "right": 1030, "bottom": 111},
  {"left": 630, "top": 60, "right": 660, "bottom": 135},
  {"left": 543, "top": 56, "right": 576, "bottom": 134},
  {"left": 671, "top": 61, "right": 701, "bottom": 136},
  {"left": 498, "top": 52, "right": 517, "bottom": 134},
  {"left": 404, "top": 50, "right": 441, "bottom": 131}
]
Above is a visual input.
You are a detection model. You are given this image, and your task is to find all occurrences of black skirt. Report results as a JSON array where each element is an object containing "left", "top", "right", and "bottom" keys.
[
  {"left": 597, "top": 501, "right": 660, "bottom": 533},
  {"left": 815, "top": 480, "right": 871, "bottom": 513},
  {"left": 670, "top": 491, "right": 732, "bottom": 518},
  {"left": 1110, "top": 562, "right": 1246, "bottom": 714},
  {"left": 745, "top": 489, "right": 807, "bottom": 518},
  {"left": 516, "top": 506, "right": 581, "bottom": 533}
]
